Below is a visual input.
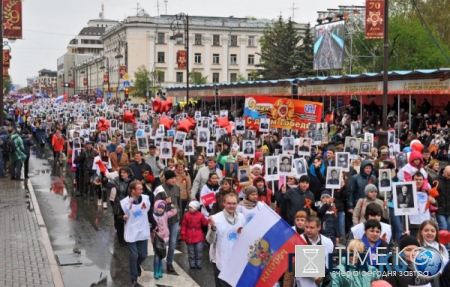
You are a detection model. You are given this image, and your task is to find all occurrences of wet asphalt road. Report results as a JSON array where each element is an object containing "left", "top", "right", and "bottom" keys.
[{"left": 29, "top": 156, "right": 216, "bottom": 287}]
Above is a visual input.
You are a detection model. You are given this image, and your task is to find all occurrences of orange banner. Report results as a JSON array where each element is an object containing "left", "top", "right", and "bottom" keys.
[
  {"left": 177, "top": 50, "right": 187, "bottom": 69},
  {"left": 119, "top": 66, "right": 126, "bottom": 79},
  {"left": 244, "top": 96, "right": 323, "bottom": 131},
  {"left": 103, "top": 74, "right": 109, "bottom": 84},
  {"left": 365, "top": 0, "right": 385, "bottom": 39},
  {"left": 83, "top": 77, "right": 88, "bottom": 86},
  {"left": 3, "top": 50, "right": 10, "bottom": 68},
  {"left": 69, "top": 80, "right": 74, "bottom": 88},
  {"left": 3, "top": 0, "right": 22, "bottom": 39}
]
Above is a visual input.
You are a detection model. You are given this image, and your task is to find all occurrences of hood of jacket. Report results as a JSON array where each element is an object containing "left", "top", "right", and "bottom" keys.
[
  {"left": 360, "top": 159, "right": 374, "bottom": 178},
  {"left": 408, "top": 150, "right": 424, "bottom": 168}
]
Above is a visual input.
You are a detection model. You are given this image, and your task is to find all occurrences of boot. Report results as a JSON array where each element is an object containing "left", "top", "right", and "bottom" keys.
[
  {"left": 158, "top": 265, "right": 163, "bottom": 278},
  {"left": 154, "top": 265, "right": 160, "bottom": 279}
]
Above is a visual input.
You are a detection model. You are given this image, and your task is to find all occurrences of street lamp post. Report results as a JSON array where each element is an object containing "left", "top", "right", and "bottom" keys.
[
  {"left": 171, "top": 13, "right": 190, "bottom": 110},
  {"left": 100, "top": 58, "right": 110, "bottom": 101}
]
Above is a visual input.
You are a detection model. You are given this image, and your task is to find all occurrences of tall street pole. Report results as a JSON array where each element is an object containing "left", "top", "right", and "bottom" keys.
[
  {"left": 382, "top": 0, "right": 389, "bottom": 130},
  {"left": 185, "top": 14, "right": 190, "bottom": 111},
  {"left": 0, "top": 1, "right": 4, "bottom": 126}
]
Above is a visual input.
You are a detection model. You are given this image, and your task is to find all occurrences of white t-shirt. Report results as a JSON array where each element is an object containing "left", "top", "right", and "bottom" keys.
[
  {"left": 120, "top": 195, "right": 151, "bottom": 243},
  {"left": 409, "top": 191, "right": 431, "bottom": 225}
]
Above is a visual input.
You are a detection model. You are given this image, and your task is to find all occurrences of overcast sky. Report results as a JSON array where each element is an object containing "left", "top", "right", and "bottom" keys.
[{"left": 10, "top": 0, "right": 362, "bottom": 87}]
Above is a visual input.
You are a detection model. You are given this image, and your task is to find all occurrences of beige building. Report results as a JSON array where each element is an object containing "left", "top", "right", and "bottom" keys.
[{"left": 100, "top": 15, "right": 277, "bottom": 94}]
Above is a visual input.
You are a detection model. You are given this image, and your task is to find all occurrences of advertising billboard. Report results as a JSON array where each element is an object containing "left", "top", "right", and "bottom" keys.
[{"left": 313, "top": 20, "right": 345, "bottom": 70}]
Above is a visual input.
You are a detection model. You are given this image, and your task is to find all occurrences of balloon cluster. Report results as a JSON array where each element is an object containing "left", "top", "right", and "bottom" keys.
[
  {"left": 97, "top": 118, "right": 110, "bottom": 131},
  {"left": 177, "top": 116, "right": 196, "bottom": 132},
  {"left": 159, "top": 116, "right": 174, "bottom": 130},
  {"left": 409, "top": 139, "right": 424, "bottom": 152},
  {"left": 122, "top": 110, "right": 136, "bottom": 124},
  {"left": 152, "top": 98, "right": 173, "bottom": 114},
  {"left": 216, "top": 116, "right": 237, "bottom": 135}
]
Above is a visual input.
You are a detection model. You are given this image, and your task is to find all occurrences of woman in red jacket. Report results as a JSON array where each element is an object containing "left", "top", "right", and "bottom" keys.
[
  {"left": 253, "top": 176, "right": 273, "bottom": 206},
  {"left": 180, "top": 201, "right": 208, "bottom": 269},
  {"left": 51, "top": 129, "right": 65, "bottom": 165}
]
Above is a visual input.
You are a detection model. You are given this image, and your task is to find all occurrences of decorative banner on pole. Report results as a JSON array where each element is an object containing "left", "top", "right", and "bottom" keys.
[
  {"left": 177, "top": 50, "right": 187, "bottom": 69},
  {"left": 103, "top": 74, "right": 109, "bottom": 84},
  {"left": 3, "top": 0, "right": 23, "bottom": 39},
  {"left": 244, "top": 96, "right": 323, "bottom": 131},
  {"left": 365, "top": 0, "right": 385, "bottom": 39},
  {"left": 119, "top": 66, "right": 126, "bottom": 79},
  {"left": 3, "top": 67, "right": 9, "bottom": 77},
  {"left": 83, "top": 77, "right": 88, "bottom": 86},
  {"left": 69, "top": 80, "right": 74, "bottom": 87},
  {"left": 3, "top": 50, "right": 10, "bottom": 68}
]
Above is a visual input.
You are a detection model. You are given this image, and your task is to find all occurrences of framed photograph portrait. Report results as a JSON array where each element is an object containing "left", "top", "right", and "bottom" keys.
[
  {"left": 242, "top": 140, "right": 255, "bottom": 157},
  {"left": 279, "top": 155, "right": 293, "bottom": 175},
  {"left": 259, "top": 118, "right": 270, "bottom": 132},
  {"left": 265, "top": 156, "right": 279, "bottom": 180},
  {"left": 110, "top": 120, "right": 117, "bottom": 129},
  {"left": 364, "top": 132, "right": 374, "bottom": 145},
  {"left": 243, "top": 130, "right": 255, "bottom": 140},
  {"left": 137, "top": 136, "right": 148, "bottom": 151},
  {"left": 335, "top": 152, "right": 350, "bottom": 172},
  {"left": 326, "top": 167, "right": 342, "bottom": 189},
  {"left": 184, "top": 140, "right": 194, "bottom": 155},
  {"left": 282, "top": 129, "right": 291, "bottom": 138},
  {"left": 100, "top": 132, "right": 108, "bottom": 144},
  {"left": 392, "top": 182, "right": 419, "bottom": 216},
  {"left": 225, "top": 162, "right": 238, "bottom": 180},
  {"left": 194, "top": 111, "right": 202, "bottom": 120},
  {"left": 154, "top": 137, "right": 163, "bottom": 148},
  {"left": 206, "top": 141, "right": 216, "bottom": 157},
  {"left": 216, "top": 128, "right": 228, "bottom": 143},
  {"left": 294, "top": 158, "right": 308, "bottom": 176},
  {"left": 344, "top": 137, "right": 361, "bottom": 159},
  {"left": 159, "top": 141, "right": 173, "bottom": 159},
  {"left": 282, "top": 136, "right": 295, "bottom": 154},
  {"left": 298, "top": 137, "right": 311, "bottom": 156},
  {"left": 173, "top": 131, "right": 187, "bottom": 148},
  {"left": 235, "top": 119, "right": 245, "bottom": 134},
  {"left": 156, "top": 124, "right": 165, "bottom": 136},
  {"left": 396, "top": 152, "right": 407, "bottom": 169},
  {"left": 197, "top": 128, "right": 210, "bottom": 147},
  {"left": 238, "top": 165, "right": 251, "bottom": 186},
  {"left": 220, "top": 110, "right": 228, "bottom": 118},
  {"left": 201, "top": 118, "right": 210, "bottom": 129},
  {"left": 360, "top": 141, "right": 371, "bottom": 155},
  {"left": 378, "top": 169, "right": 392, "bottom": 193}
]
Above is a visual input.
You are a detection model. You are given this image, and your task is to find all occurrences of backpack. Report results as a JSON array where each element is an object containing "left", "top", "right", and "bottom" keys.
[{"left": 6, "top": 137, "right": 16, "bottom": 153}]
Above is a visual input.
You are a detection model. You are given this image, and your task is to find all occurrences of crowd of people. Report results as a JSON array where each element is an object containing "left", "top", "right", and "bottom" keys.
[{"left": 2, "top": 96, "right": 450, "bottom": 287}]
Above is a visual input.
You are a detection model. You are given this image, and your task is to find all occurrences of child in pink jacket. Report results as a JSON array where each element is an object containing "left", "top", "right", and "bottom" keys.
[{"left": 152, "top": 200, "right": 177, "bottom": 279}]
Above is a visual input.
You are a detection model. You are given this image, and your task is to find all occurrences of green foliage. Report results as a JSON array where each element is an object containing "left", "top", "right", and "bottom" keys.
[
  {"left": 297, "top": 23, "right": 315, "bottom": 77},
  {"left": 236, "top": 73, "right": 246, "bottom": 82},
  {"left": 3, "top": 76, "right": 12, "bottom": 95},
  {"left": 132, "top": 65, "right": 151, "bottom": 98},
  {"left": 189, "top": 70, "right": 208, "bottom": 85}
]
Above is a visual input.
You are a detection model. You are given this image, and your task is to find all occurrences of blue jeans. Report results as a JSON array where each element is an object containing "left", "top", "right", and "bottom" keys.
[
  {"left": 127, "top": 240, "right": 148, "bottom": 281},
  {"left": 12, "top": 159, "right": 22, "bottom": 179},
  {"left": 187, "top": 241, "right": 203, "bottom": 268},
  {"left": 437, "top": 214, "right": 450, "bottom": 231},
  {"left": 389, "top": 207, "right": 403, "bottom": 244},
  {"left": 167, "top": 222, "right": 179, "bottom": 265},
  {"left": 338, "top": 211, "right": 345, "bottom": 239}
]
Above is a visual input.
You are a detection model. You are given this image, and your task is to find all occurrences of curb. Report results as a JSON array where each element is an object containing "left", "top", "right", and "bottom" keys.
[{"left": 27, "top": 180, "right": 65, "bottom": 287}]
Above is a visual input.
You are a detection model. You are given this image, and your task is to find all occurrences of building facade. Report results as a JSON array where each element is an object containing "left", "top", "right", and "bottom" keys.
[
  {"left": 37, "top": 69, "right": 57, "bottom": 95},
  {"left": 100, "top": 15, "right": 306, "bottom": 96}
]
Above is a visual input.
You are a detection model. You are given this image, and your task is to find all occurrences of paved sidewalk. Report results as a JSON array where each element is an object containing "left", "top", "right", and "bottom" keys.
[{"left": 0, "top": 178, "right": 55, "bottom": 287}]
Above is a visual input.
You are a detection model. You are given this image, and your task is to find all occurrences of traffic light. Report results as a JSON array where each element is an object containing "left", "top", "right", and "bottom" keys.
[
  {"left": 215, "top": 85, "right": 219, "bottom": 96},
  {"left": 124, "top": 87, "right": 130, "bottom": 98}
]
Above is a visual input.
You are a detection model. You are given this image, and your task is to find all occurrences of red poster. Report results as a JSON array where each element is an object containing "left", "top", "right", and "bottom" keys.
[
  {"left": 3, "top": 50, "right": 10, "bottom": 68},
  {"left": 200, "top": 193, "right": 216, "bottom": 206},
  {"left": 119, "top": 66, "right": 126, "bottom": 79},
  {"left": 365, "top": 0, "right": 385, "bottom": 39},
  {"left": 244, "top": 96, "right": 323, "bottom": 131},
  {"left": 3, "top": 0, "right": 23, "bottom": 39},
  {"left": 83, "top": 77, "right": 88, "bottom": 86},
  {"left": 103, "top": 74, "right": 109, "bottom": 84},
  {"left": 177, "top": 50, "right": 187, "bottom": 69},
  {"left": 69, "top": 80, "right": 74, "bottom": 88}
]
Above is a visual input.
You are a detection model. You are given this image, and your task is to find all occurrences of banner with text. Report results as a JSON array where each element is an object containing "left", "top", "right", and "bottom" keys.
[
  {"left": 3, "top": 0, "right": 23, "bottom": 39},
  {"left": 244, "top": 96, "right": 323, "bottom": 130},
  {"left": 365, "top": 0, "right": 385, "bottom": 39}
]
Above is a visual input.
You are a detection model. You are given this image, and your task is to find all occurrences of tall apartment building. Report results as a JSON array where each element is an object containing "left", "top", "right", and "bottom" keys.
[{"left": 100, "top": 15, "right": 281, "bottom": 92}]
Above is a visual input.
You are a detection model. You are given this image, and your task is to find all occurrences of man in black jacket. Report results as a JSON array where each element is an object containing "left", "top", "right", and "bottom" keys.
[
  {"left": 129, "top": 151, "right": 153, "bottom": 182},
  {"left": 21, "top": 130, "right": 34, "bottom": 179},
  {"left": 77, "top": 141, "right": 98, "bottom": 198}
]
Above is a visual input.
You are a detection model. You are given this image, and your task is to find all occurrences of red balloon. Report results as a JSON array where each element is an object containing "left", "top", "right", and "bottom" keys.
[
  {"left": 122, "top": 110, "right": 136, "bottom": 124},
  {"left": 225, "top": 122, "right": 236, "bottom": 135},
  {"left": 439, "top": 230, "right": 450, "bottom": 245},
  {"left": 411, "top": 140, "right": 424, "bottom": 152},
  {"left": 97, "top": 118, "right": 110, "bottom": 132},
  {"left": 216, "top": 116, "right": 230, "bottom": 128},
  {"left": 152, "top": 98, "right": 162, "bottom": 113},
  {"left": 161, "top": 98, "right": 173, "bottom": 113},
  {"left": 177, "top": 118, "right": 195, "bottom": 132},
  {"left": 186, "top": 116, "right": 197, "bottom": 125},
  {"left": 159, "top": 116, "right": 174, "bottom": 130}
]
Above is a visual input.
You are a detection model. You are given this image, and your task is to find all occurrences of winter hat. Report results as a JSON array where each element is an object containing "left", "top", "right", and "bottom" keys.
[
  {"left": 365, "top": 184, "right": 378, "bottom": 196},
  {"left": 320, "top": 191, "right": 331, "bottom": 200},
  {"left": 299, "top": 175, "right": 310, "bottom": 184},
  {"left": 188, "top": 201, "right": 200, "bottom": 211},
  {"left": 164, "top": 170, "right": 176, "bottom": 181},
  {"left": 154, "top": 200, "right": 166, "bottom": 210},
  {"left": 253, "top": 176, "right": 266, "bottom": 186},
  {"left": 254, "top": 151, "right": 262, "bottom": 161},
  {"left": 244, "top": 185, "right": 258, "bottom": 197},
  {"left": 252, "top": 164, "right": 262, "bottom": 172},
  {"left": 399, "top": 235, "right": 420, "bottom": 251}
]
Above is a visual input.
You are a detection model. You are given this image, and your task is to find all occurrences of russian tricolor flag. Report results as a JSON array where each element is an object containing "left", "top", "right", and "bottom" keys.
[
  {"left": 219, "top": 204, "right": 306, "bottom": 287},
  {"left": 55, "top": 94, "right": 68, "bottom": 103}
]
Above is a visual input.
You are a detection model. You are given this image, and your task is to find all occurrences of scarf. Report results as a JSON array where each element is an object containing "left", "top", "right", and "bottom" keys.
[
  {"left": 193, "top": 163, "right": 205, "bottom": 171},
  {"left": 240, "top": 198, "right": 256, "bottom": 210},
  {"left": 295, "top": 226, "right": 304, "bottom": 235},
  {"left": 309, "top": 163, "right": 325, "bottom": 178},
  {"left": 220, "top": 148, "right": 230, "bottom": 156},
  {"left": 222, "top": 209, "right": 239, "bottom": 225},
  {"left": 361, "top": 235, "right": 382, "bottom": 265}
]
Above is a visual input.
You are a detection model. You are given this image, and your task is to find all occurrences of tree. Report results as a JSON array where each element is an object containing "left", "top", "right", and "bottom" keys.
[
  {"left": 189, "top": 70, "right": 208, "bottom": 85},
  {"left": 258, "top": 16, "right": 307, "bottom": 80},
  {"left": 131, "top": 65, "right": 151, "bottom": 98},
  {"left": 3, "top": 76, "right": 12, "bottom": 95},
  {"left": 296, "top": 23, "right": 315, "bottom": 77},
  {"left": 236, "top": 73, "right": 246, "bottom": 82}
]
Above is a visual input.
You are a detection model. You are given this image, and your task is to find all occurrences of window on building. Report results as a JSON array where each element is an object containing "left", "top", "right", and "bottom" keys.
[
  {"left": 157, "top": 71, "right": 165, "bottom": 83},
  {"left": 213, "top": 35, "right": 220, "bottom": 46},
  {"left": 194, "top": 53, "right": 202, "bottom": 64},
  {"left": 176, "top": 72, "right": 183, "bottom": 83},
  {"left": 230, "top": 73, "right": 237, "bottom": 82},
  {"left": 248, "top": 36, "right": 256, "bottom": 47},
  {"left": 230, "top": 54, "right": 237, "bottom": 65},
  {"left": 195, "top": 34, "right": 202, "bottom": 45},
  {"left": 213, "top": 54, "right": 220, "bottom": 64},
  {"left": 248, "top": 54, "right": 255, "bottom": 65},
  {"left": 213, "top": 73, "right": 220, "bottom": 83},
  {"left": 157, "top": 52, "right": 165, "bottom": 63},
  {"left": 157, "top": 32, "right": 165, "bottom": 44},
  {"left": 230, "top": 35, "right": 238, "bottom": 46},
  {"left": 248, "top": 73, "right": 254, "bottom": 81}
]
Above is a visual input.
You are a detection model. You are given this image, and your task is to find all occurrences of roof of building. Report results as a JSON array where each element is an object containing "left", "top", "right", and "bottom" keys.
[{"left": 79, "top": 26, "right": 106, "bottom": 36}]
